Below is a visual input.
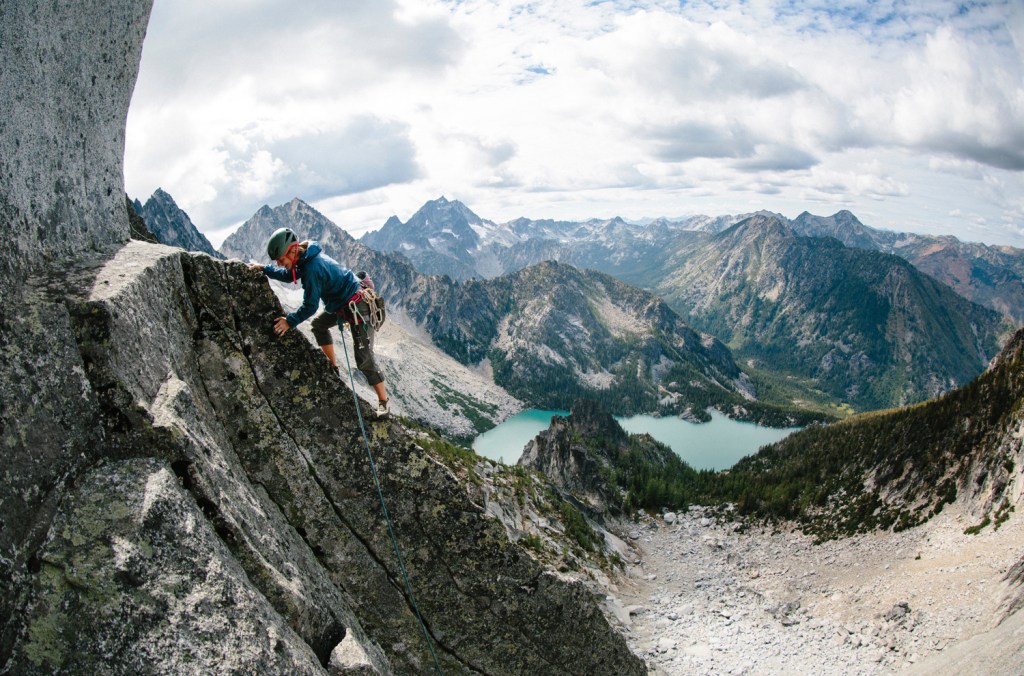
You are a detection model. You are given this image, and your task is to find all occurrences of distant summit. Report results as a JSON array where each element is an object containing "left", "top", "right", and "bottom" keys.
[
  {"left": 791, "top": 209, "right": 879, "bottom": 250},
  {"left": 218, "top": 197, "right": 356, "bottom": 262},
  {"left": 133, "top": 188, "right": 222, "bottom": 258},
  {"left": 361, "top": 197, "right": 497, "bottom": 279}
]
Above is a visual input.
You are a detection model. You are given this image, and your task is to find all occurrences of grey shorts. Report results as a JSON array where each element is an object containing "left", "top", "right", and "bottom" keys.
[{"left": 311, "top": 309, "right": 383, "bottom": 386}]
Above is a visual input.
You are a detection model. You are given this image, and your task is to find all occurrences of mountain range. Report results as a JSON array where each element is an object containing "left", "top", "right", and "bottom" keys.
[
  {"left": 219, "top": 199, "right": 819, "bottom": 427},
  {"left": 644, "top": 214, "right": 1006, "bottom": 410},
  {"left": 365, "top": 197, "right": 1018, "bottom": 410},
  {"left": 130, "top": 190, "right": 1016, "bottom": 419},
  {"left": 362, "top": 197, "right": 1024, "bottom": 328},
  {"left": 216, "top": 195, "right": 1013, "bottom": 414}
]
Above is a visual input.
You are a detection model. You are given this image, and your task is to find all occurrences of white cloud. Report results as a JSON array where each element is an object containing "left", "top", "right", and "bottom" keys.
[{"left": 125, "top": 0, "right": 1024, "bottom": 248}]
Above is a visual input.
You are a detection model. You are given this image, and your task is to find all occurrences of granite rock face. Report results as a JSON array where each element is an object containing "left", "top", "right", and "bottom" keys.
[
  {"left": 519, "top": 401, "right": 630, "bottom": 513},
  {"left": 8, "top": 458, "right": 327, "bottom": 674},
  {"left": 4, "top": 243, "right": 644, "bottom": 673},
  {"left": 0, "top": 0, "right": 152, "bottom": 286},
  {"left": 0, "top": 2, "right": 644, "bottom": 673},
  {"left": 519, "top": 399, "right": 681, "bottom": 516}
]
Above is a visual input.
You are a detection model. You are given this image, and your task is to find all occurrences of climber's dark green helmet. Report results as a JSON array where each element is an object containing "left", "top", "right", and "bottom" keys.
[{"left": 267, "top": 228, "right": 298, "bottom": 260}]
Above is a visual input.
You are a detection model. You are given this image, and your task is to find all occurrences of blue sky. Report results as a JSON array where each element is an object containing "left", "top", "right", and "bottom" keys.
[{"left": 124, "top": 0, "right": 1024, "bottom": 248}]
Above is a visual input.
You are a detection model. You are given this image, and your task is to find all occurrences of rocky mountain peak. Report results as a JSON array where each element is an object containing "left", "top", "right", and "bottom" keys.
[
  {"left": 737, "top": 212, "right": 795, "bottom": 234},
  {"left": 519, "top": 399, "right": 688, "bottom": 515},
  {"left": 152, "top": 186, "right": 173, "bottom": 201},
  {"left": 519, "top": 400, "right": 630, "bottom": 513},
  {"left": 360, "top": 196, "right": 495, "bottom": 279},
  {"left": 133, "top": 188, "right": 221, "bottom": 258},
  {"left": 791, "top": 209, "right": 880, "bottom": 250},
  {"left": 409, "top": 195, "right": 487, "bottom": 231},
  {"left": 716, "top": 213, "right": 796, "bottom": 248},
  {"left": 219, "top": 198, "right": 352, "bottom": 262}
]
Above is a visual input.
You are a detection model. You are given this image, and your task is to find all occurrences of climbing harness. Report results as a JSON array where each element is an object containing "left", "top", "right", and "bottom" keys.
[
  {"left": 338, "top": 330, "right": 443, "bottom": 675},
  {"left": 346, "top": 286, "right": 386, "bottom": 329}
]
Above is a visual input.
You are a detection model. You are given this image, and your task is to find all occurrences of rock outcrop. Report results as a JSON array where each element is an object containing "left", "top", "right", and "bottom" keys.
[
  {"left": 520, "top": 401, "right": 632, "bottom": 513},
  {"left": 520, "top": 400, "right": 685, "bottom": 516},
  {"left": 5, "top": 243, "right": 644, "bottom": 673},
  {"left": 0, "top": 3, "right": 644, "bottom": 673}
]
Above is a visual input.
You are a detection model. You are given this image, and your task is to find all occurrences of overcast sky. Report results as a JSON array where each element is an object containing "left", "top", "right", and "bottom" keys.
[{"left": 124, "top": 0, "right": 1024, "bottom": 249}]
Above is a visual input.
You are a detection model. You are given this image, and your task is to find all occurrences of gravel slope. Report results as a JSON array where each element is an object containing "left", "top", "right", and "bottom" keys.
[{"left": 607, "top": 504, "right": 1024, "bottom": 674}]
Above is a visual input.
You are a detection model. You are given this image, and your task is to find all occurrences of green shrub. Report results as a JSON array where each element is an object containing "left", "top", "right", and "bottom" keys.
[
  {"left": 558, "top": 502, "right": 600, "bottom": 552},
  {"left": 965, "top": 516, "right": 991, "bottom": 535}
]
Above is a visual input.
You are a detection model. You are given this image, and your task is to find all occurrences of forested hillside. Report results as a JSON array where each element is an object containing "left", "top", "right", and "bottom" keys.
[
  {"left": 717, "top": 325, "right": 1024, "bottom": 537},
  {"left": 529, "top": 326, "right": 1023, "bottom": 540}
]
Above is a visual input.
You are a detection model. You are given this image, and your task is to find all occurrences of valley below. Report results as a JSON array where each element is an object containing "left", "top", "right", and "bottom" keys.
[{"left": 609, "top": 504, "right": 1024, "bottom": 674}]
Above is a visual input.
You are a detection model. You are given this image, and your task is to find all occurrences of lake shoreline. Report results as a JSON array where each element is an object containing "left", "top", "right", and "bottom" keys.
[{"left": 473, "top": 408, "right": 801, "bottom": 470}]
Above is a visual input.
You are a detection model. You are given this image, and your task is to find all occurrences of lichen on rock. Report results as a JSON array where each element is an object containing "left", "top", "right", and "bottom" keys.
[{"left": 0, "top": 2, "right": 645, "bottom": 672}]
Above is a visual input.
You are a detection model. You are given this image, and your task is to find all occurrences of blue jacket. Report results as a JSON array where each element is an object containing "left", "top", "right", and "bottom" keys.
[{"left": 262, "top": 242, "right": 360, "bottom": 327}]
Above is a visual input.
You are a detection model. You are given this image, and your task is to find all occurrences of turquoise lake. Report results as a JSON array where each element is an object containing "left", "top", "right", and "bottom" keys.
[{"left": 472, "top": 409, "right": 801, "bottom": 470}]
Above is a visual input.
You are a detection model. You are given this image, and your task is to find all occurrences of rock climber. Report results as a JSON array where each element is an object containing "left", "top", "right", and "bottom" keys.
[{"left": 250, "top": 227, "right": 389, "bottom": 418}]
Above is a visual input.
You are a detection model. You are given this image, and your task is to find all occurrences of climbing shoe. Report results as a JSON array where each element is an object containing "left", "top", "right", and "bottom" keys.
[{"left": 376, "top": 399, "right": 389, "bottom": 419}]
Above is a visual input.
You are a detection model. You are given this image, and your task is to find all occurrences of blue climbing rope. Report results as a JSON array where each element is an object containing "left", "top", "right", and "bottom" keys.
[{"left": 339, "top": 328, "right": 444, "bottom": 675}]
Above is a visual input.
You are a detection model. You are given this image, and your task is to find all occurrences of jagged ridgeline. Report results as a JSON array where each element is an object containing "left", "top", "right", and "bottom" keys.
[
  {"left": 222, "top": 199, "right": 824, "bottom": 425},
  {"left": 356, "top": 197, "right": 1021, "bottom": 414},
  {"left": 789, "top": 210, "right": 1024, "bottom": 326},
  {"left": 0, "top": 4, "right": 645, "bottom": 673},
  {"left": 361, "top": 196, "right": 486, "bottom": 280},
  {"left": 132, "top": 188, "right": 223, "bottom": 259},
  {"left": 362, "top": 197, "right": 1024, "bottom": 330}
]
